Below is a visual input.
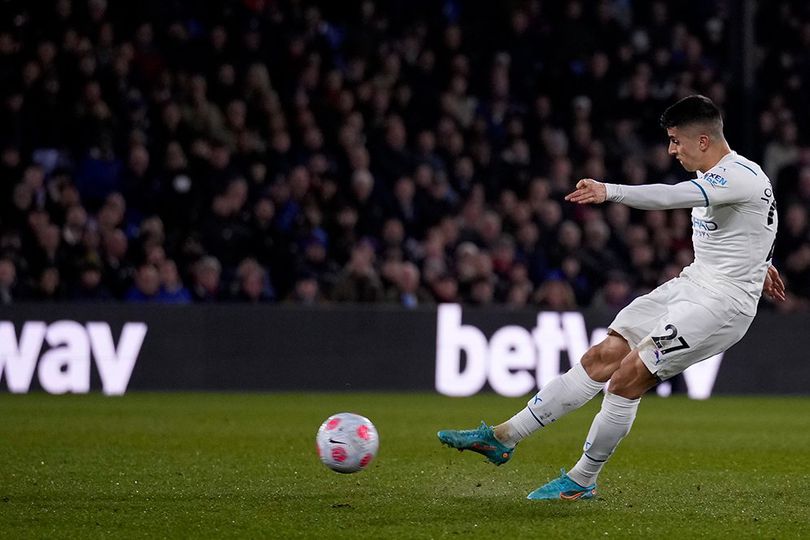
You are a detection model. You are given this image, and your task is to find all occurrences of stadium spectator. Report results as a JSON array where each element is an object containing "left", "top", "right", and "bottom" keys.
[
  {"left": 0, "top": 258, "right": 21, "bottom": 304},
  {"left": 124, "top": 263, "right": 161, "bottom": 302},
  {"left": 231, "top": 257, "right": 275, "bottom": 303},
  {"left": 386, "top": 261, "right": 433, "bottom": 308},
  {"left": 331, "top": 239, "right": 385, "bottom": 303},
  {"left": 191, "top": 256, "right": 222, "bottom": 302},
  {"left": 156, "top": 259, "right": 192, "bottom": 304},
  {"left": 430, "top": 272, "right": 460, "bottom": 304},
  {"left": 31, "top": 266, "right": 64, "bottom": 301},
  {"left": 534, "top": 277, "right": 578, "bottom": 311},
  {"left": 286, "top": 271, "right": 325, "bottom": 305},
  {"left": 70, "top": 260, "right": 112, "bottom": 302},
  {"left": 591, "top": 270, "right": 635, "bottom": 311}
]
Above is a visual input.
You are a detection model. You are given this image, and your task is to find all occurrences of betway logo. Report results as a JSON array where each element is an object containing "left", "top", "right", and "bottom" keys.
[
  {"left": 435, "top": 304, "right": 722, "bottom": 399},
  {"left": 0, "top": 321, "right": 147, "bottom": 395}
]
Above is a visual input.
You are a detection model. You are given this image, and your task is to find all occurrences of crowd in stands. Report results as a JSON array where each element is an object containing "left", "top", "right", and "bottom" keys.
[{"left": 0, "top": 0, "right": 808, "bottom": 311}]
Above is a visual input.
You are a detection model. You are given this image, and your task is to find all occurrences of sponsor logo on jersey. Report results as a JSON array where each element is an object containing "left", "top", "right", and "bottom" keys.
[
  {"left": 691, "top": 217, "right": 718, "bottom": 231},
  {"left": 703, "top": 172, "right": 727, "bottom": 186}
]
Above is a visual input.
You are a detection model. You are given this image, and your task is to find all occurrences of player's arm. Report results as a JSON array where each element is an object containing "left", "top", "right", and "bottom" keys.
[
  {"left": 566, "top": 178, "right": 708, "bottom": 210},
  {"left": 762, "top": 265, "right": 786, "bottom": 302}
]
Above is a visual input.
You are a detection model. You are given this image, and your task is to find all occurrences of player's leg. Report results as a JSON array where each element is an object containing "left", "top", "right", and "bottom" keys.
[
  {"left": 565, "top": 351, "right": 655, "bottom": 488},
  {"left": 525, "top": 278, "right": 685, "bottom": 498},
  {"left": 436, "top": 333, "right": 629, "bottom": 464},
  {"left": 554, "top": 282, "right": 753, "bottom": 496},
  {"left": 493, "top": 332, "right": 629, "bottom": 446},
  {"left": 527, "top": 350, "right": 654, "bottom": 500}
]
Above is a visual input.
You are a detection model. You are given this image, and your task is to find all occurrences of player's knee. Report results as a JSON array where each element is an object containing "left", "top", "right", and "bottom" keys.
[
  {"left": 609, "top": 355, "right": 657, "bottom": 399},
  {"left": 581, "top": 337, "right": 627, "bottom": 382},
  {"left": 579, "top": 346, "right": 607, "bottom": 381},
  {"left": 608, "top": 374, "right": 640, "bottom": 399}
]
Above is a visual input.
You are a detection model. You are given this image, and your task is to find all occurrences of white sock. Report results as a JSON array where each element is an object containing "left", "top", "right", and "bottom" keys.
[
  {"left": 500, "top": 363, "right": 604, "bottom": 447},
  {"left": 567, "top": 392, "right": 640, "bottom": 487}
]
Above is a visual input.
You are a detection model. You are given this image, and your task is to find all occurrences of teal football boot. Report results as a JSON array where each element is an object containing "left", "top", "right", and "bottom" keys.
[
  {"left": 437, "top": 422, "right": 514, "bottom": 466},
  {"left": 527, "top": 469, "right": 596, "bottom": 500}
]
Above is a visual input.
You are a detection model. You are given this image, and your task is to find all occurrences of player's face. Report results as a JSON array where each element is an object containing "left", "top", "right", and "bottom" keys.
[{"left": 666, "top": 127, "right": 702, "bottom": 172}]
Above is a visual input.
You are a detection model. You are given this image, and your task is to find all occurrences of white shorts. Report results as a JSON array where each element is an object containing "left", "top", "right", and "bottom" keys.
[{"left": 609, "top": 275, "right": 754, "bottom": 381}]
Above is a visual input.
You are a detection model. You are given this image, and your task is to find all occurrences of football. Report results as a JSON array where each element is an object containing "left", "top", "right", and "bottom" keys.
[{"left": 316, "top": 412, "right": 379, "bottom": 473}]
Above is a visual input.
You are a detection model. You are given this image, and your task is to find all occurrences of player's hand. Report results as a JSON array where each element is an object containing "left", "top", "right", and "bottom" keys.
[
  {"left": 762, "top": 265, "right": 786, "bottom": 302},
  {"left": 565, "top": 178, "right": 607, "bottom": 205}
]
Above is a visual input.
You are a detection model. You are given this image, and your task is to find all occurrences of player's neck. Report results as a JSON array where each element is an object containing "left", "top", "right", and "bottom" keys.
[{"left": 700, "top": 142, "right": 733, "bottom": 171}]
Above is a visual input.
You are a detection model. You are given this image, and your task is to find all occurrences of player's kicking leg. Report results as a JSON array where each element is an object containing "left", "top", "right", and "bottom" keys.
[{"left": 437, "top": 333, "right": 629, "bottom": 466}]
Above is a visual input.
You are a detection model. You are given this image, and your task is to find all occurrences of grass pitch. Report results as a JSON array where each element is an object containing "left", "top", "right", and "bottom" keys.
[{"left": 0, "top": 392, "right": 808, "bottom": 538}]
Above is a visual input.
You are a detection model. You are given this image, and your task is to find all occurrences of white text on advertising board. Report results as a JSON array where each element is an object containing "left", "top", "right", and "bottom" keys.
[{"left": 0, "top": 321, "right": 147, "bottom": 395}]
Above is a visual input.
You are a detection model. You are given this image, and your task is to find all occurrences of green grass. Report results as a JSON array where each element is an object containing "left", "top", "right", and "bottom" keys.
[{"left": 0, "top": 393, "right": 809, "bottom": 538}]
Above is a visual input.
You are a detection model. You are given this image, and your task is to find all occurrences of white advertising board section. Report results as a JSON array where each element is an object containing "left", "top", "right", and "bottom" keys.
[{"left": 0, "top": 303, "right": 807, "bottom": 396}]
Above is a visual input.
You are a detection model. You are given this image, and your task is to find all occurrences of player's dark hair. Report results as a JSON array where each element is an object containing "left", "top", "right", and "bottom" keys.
[{"left": 659, "top": 95, "right": 724, "bottom": 135}]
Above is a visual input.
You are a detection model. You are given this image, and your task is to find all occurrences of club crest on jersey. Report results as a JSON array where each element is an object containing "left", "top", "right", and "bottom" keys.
[{"left": 703, "top": 172, "right": 727, "bottom": 186}]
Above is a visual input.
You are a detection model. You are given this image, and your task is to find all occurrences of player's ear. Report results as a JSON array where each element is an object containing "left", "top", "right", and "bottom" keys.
[{"left": 698, "top": 134, "right": 710, "bottom": 151}]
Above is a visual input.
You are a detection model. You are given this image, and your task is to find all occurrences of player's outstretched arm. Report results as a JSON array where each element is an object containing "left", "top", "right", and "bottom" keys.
[
  {"left": 762, "top": 265, "right": 786, "bottom": 302},
  {"left": 568, "top": 177, "right": 711, "bottom": 210},
  {"left": 565, "top": 178, "right": 607, "bottom": 205}
]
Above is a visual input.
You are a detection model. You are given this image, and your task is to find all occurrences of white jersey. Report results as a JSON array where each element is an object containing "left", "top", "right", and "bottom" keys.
[{"left": 604, "top": 151, "right": 778, "bottom": 316}]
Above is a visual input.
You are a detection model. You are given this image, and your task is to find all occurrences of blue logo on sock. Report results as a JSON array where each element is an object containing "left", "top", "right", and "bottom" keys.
[{"left": 533, "top": 394, "right": 543, "bottom": 404}]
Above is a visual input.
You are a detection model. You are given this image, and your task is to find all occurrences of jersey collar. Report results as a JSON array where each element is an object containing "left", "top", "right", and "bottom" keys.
[{"left": 697, "top": 150, "right": 738, "bottom": 176}]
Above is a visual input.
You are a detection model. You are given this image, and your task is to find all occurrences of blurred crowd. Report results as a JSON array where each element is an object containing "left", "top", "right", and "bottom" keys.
[{"left": 0, "top": 0, "right": 808, "bottom": 310}]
